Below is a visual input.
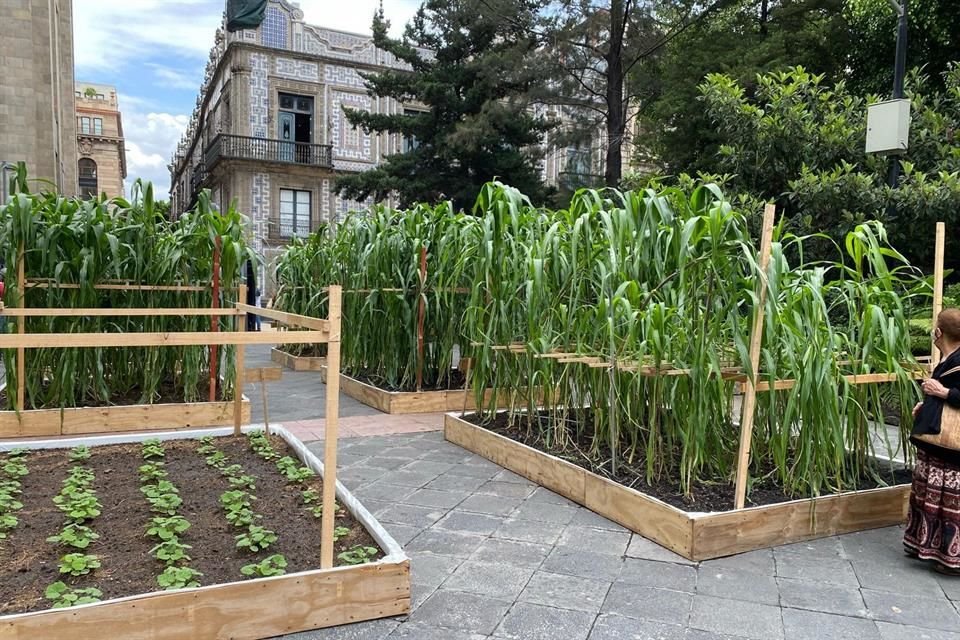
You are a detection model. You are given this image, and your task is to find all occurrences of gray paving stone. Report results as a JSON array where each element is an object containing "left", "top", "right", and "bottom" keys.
[
  {"left": 851, "top": 556, "right": 946, "bottom": 597},
  {"left": 557, "top": 525, "right": 632, "bottom": 556},
  {"left": 937, "top": 574, "right": 960, "bottom": 601},
  {"left": 492, "top": 469, "right": 533, "bottom": 483},
  {"left": 840, "top": 527, "right": 904, "bottom": 559},
  {"left": 425, "top": 473, "right": 490, "bottom": 493},
  {"left": 781, "top": 608, "right": 879, "bottom": 640},
  {"left": 354, "top": 497, "right": 392, "bottom": 516},
  {"left": 493, "top": 601, "right": 595, "bottom": 640},
  {"left": 338, "top": 467, "right": 392, "bottom": 488},
  {"left": 588, "top": 614, "right": 687, "bottom": 640},
  {"left": 689, "top": 595, "right": 783, "bottom": 640},
  {"left": 620, "top": 558, "right": 697, "bottom": 592},
  {"left": 376, "top": 503, "right": 446, "bottom": 528},
  {"left": 409, "top": 581, "right": 436, "bottom": 611},
  {"left": 774, "top": 551, "right": 860, "bottom": 587},
  {"left": 568, "top": 508, "right": 629, "bottom": 532},
  {"left": 626, "top": 535, "right": 697, "bottom": 566},
  {"left": 774, "top": 536, "right": 845, "bottom": 560},
  {"left": 402, "top": 488, "right": 471, "bottom": 509},
  {"left": 287, "top": 618, "right": 399, "bottom": 639},
  {"left": 409, "top": 553, "right": 463, "bottom": 588},
  {"left": 511, "top": 499, "right": 578, "bottom": 525},
  {"left": 777, "top": 577, "right": 868, "bottom": 617},
  {"left": 421, "top": 450, "right": 478, "bottom": 464},
  {"left": 410, "top": 590, "right": 512, "bottom": 635},
  {"left": 376, "top": 469, "right": 442, "bottom": 488},
  {"left": 876, "top": 621, "right": 960, "bottom": 640},
  {"left": 602, "top": 583, "right": 693, "bottom": 625},
  {"left": 698, "top": 549, "right": 774, "bottom": 576},
  {"left": 469, "top": 538, "right": 553, "bottom": 567},
  {"left": 378, "top": 446, "right": 426, "bottom": 459},
  {"left": 336, "top": 453, "right": 371, "bottom": 468},
  {"left": 457, "top": 494, "right": 524, "bottom": 516},
  {"left": 400, "top": 459, "right": 456, "bottom": 476},
  {"left": 446, "top": 461, "right": 502, "bottom": 479},
  {"left": 434, "top": 511, "right": 505, "bottom": 535},
  {"left": 863, "top": 589, "right": 960, "bottom": 631},
  {"left": 381, "top": 523, "right": 422, "bottom": 547},
  {"left": 353, "top": 481, "right": 416, "bottom": 503},
  {"left": 364, "top": 457, "right": 411, "bottom": 470},
  {"left": 442, "top": 560, "right": 535, "bottom": 598},
  {"left": 696, "top": 566, "right": 779, "bottom": 605},
  {"left": 685, "top": 631, "right": 745, "bottom": 640},
  {"left": 492, "top": 517, "right": 566, "bottom": 545},
  {"left": 406, "top": 529, "right": 487, "bottom": 557},
  {"left": 527, "top": 486, "right": 580, "bottom": 507},
  {"left": 542, "top": 546, "right": 625, "bottom": 582},
  {"left": 476, "top": 480, "right": 537, "bottom": 499},
  {"left": 386, "top": 622, "right": 488, "bottom": 640},
  {"left": 519, "top": 570, "right": 611, "bottom": 613}
]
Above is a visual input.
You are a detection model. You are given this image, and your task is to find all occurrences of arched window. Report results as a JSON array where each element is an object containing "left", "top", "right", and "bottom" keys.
[{"left": 78, "top": 158, "right": 97, "bottom": 198}]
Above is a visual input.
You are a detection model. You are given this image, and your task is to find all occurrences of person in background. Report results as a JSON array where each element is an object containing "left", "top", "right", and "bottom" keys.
[
  {"left": 245, "top": 261, "right": 260, "bottom": 332},
  {"left": 905, "top": 308, "right": 960, "bottom": 575}
]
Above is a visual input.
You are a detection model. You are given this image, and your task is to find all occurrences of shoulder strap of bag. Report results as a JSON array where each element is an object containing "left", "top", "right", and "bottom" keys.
[{"left": 938, "top": 365, "right": 960, "bottom": 378}]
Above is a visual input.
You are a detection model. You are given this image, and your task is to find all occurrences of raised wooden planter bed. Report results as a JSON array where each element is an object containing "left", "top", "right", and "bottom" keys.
[
  {"left": 445, "top": 413, "right": 910, "bottom": 560},
  {"left": 0, "top": 384, "right": 251, "bottom": 439},
  {"left": 0, "top": 425, "right": 410, "bottom": 639},
  {"left": 320, "top": 367, "right": 514, "bottom": 415},
  {"left": 271, "top": 347, "right": 326, "bottom": 372}
]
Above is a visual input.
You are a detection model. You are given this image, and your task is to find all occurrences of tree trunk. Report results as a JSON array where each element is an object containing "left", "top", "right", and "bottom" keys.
[{"left": 605, "top": 0, "right": 626, "bottom": 187}]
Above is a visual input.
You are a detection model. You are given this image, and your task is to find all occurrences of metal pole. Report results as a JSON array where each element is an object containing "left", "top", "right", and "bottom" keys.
[{"left": 888, "top": 0, "right": 908, "bottom": 189}]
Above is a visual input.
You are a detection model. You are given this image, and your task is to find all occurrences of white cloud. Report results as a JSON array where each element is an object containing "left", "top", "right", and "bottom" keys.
[
  {"left": 147, "top": 64, "right": 202, "bottom": 90},
  {"left": 120, "top": 103, "right": 189, "bottom": 198}
]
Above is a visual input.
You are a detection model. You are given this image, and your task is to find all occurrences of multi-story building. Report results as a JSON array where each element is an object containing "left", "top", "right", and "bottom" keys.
[
  {"left": 169, "top": 0, "right": 625, "bottom": 291},
  {"left": 0, "top": 0, "right": 78, "bottom": 195},
  {"left": 75, "top": 82, "right": 127, "bottom": 198}
]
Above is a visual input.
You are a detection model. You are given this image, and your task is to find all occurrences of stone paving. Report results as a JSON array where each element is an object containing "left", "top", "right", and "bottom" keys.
[{"left": 245, "top": 346, "right": 960, "bottom": 639}]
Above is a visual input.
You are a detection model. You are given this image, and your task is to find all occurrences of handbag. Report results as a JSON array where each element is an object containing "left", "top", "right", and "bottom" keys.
[{"left": 915, "top": 365, "right": 960, "bottom": 451}]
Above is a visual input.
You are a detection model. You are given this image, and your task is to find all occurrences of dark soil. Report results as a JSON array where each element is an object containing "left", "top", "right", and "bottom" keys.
[
  {"left": 347, "top": 367, "right": 468, "bottom": 393},
  {"left": 0, "top": 435, "right": 380, "bottom": 615},
  {"left": 466, "top": 411, "right": 913, "bottom": 513},
  {"left": 0, "top": 379, "right": 229, "bottom": 411}
]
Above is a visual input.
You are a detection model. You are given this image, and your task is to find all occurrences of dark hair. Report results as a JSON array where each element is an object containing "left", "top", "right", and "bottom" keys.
[{"left": 937, "top": 308, "right": 960, "bottom": 342}]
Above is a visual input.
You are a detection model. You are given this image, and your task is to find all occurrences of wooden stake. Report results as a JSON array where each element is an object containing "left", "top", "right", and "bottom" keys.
[
  {"left": 209, "top": 237, "right": 221, "bottom": 403},
  {"left": 233, "top": 284, "right": 246, "bottom": 436},
  {"left": 320, "top": 285, "right": 342, "bottom": 570},
  {"left": 260, "top": 370, "right": 271, "bottom": 436},
  {"left": 733, "top": 204, "right": 776, "bottom": 510},
  {"left": 932, "top": 222, "right": 946, "bottom": 368},
  {"left": 16, "top": 243, "right": 25, "bottom": 412},
  {"left": 416, "top": 246, "right": 427, "bottom": 392}
]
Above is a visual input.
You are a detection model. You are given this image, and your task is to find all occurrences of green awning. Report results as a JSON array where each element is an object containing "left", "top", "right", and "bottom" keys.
[{"left": 226, "top": 0, "right": 267, "bottom": 32}]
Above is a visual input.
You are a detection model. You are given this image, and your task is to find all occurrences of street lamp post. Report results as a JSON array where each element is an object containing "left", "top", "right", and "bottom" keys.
[{"left": 887, "top": 0, "right": 908, "bottom": 189}]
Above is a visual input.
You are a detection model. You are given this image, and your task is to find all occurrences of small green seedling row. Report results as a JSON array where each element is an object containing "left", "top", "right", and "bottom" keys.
[{"left": 0, "top": 450, "right": 28, "bottom": 541}]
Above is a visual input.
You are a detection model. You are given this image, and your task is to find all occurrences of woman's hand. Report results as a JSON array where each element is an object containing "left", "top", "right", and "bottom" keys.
[
  {"left": 921, "top": 378, "right": 950, "bottom": 399},
  {"left": 913, "top": 402, "right": 923, "bottom": 418}
]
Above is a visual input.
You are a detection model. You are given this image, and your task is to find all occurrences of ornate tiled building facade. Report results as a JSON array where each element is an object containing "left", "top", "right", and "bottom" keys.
[{"left": 168, "top": 0, "right": 612, "bottom": 293}]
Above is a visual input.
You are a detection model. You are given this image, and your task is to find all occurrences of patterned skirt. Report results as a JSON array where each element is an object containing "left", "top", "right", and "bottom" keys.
[{"left": 904, "top": 448, "right": 960, "bottom": 568}]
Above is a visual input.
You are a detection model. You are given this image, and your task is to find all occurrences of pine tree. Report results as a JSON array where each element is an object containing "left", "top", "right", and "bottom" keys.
[{"left": 335, "top": 0, "right": 554, "bottom": 209}]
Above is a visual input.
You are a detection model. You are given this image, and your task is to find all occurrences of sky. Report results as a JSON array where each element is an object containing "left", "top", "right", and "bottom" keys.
[{"left": 73, "top": 0, "right": 420, "bottom": 199}]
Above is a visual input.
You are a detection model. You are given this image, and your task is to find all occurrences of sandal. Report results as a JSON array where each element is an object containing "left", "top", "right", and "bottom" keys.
[
  {"left": 904, "top": 548, "right": 920, "bottom": 559},
  {"left": 933, "top": 563, "right": 960, "bottom": 576}
]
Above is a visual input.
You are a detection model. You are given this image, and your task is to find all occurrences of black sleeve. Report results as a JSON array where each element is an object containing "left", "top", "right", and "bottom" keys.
[{"left": 948, "top": 387, "right": 960, "bottom": 408}]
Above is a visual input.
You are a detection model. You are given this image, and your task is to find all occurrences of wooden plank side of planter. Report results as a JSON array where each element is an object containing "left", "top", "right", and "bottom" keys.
[
  {"left": 582, "top": 473, "right": 694, "bottom": 558},
  {"left": 0, "top": 560, "right": 410, "bottom": 640},
  {"left": 271, "top": 348, "right": 327, "bottom": 372},
  {"left": 0, "top": 399, "right": 250, "bottom": 438},
  {"left": 690, "top": 485, "right": 910, "bottom": 560},
  {"left": 444, "top": 414, "right": 586, "bottom": 503}
]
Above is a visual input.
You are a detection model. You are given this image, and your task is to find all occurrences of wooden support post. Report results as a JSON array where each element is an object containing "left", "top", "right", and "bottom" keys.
[
  {"left": 416, "top": 246, "right": 427, "bottom": 392},
  {"left": 233, "top": 284, "right": 247, "bottom": 436},
  {"left": 733, "top": 204, "right": 776, "bottom": 510},
  {"left": 260, "top": 370, "right": 271, "bottom": 436},
  {"left": 209, "top": 237, "right": 221, "bottom": 402},
  {"left": 932, "top": 222, "right": 946, "bottom": 368},
  {"left": 16, "top": 243, "right": 25, "bottom": 412},
  {"left": 320, "top": 285, "right": 342, "bottom": 570}
]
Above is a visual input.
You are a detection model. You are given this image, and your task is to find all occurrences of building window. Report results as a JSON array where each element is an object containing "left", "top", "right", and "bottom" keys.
[
  {"left": 278, "top": 189, "right": 310, "bottom": 238},
  {"left": 261, "top": 6, "right": 288, "bottom": 49},
  {"left": 79, "top": 116, "right": 91, "bottom": 134},
  {"left": 93, "top": 118, "right": 103, "bottom": 135},
  {"left": 402, "top": 109, "right": 422, "bottom": 154},
  {"left": 78, "top": 159, "right": 97, "bottom": 198}
]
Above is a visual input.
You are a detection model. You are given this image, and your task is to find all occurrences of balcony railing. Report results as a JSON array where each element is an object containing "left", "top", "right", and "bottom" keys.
[
  {"left": 205, "top": 134, "right": 333, "bottom": 169},
  {"left": 190, "top": 162, "right": 206, "bottom": 194}
]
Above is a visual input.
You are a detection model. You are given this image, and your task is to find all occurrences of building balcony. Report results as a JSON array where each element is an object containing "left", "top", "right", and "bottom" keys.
[
  {"left": 557, "top": 171, "right": 605, "bottom": 191},
  {"left": 204, "top": 134, "right": 333, "bottom": 170},
  {"left": 190, "top": 162, "right": 207, "bottom": 194}
]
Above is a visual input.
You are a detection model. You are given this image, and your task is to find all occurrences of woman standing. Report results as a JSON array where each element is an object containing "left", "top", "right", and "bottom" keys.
[{"left": 905, "top": 308, "right": 960, "bottom": 575}]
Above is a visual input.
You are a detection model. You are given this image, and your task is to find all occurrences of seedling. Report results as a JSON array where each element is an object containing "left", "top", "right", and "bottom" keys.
[
  {"left": 6, "top": 448, "right": 28, "bottom": 458},
  {"left": 146, "top": 515, "right": 191, "bottom": 541},
  {"left": 337, "top": 546, "right": 378, "bottom": 565},
  {"left": 240, "top": 554, "right": 287, "bottom": 578},
  {"left": 275, "top": 456, "right": 297, "bottom": 476},
  {"left": 225, "top": 506, "right": 258, "bottom": 527},
  {"left": 2, "top": 461, "right": 28, "bottom": 477},
  {"left": 58, "top": 553, "right": 101, "bottom": 577},
  {"left": 235, "top": 525, "right": 277, "bottom": 553},
  {"left": 310, "top": 502, "right": 343, "bottom": 519},
  {"left": 146, "top": 492, "right": 182, "bottom": 515},
  {"left": 301, "top": 488, "right": 319, "bottom": 505},
  {"left": 221, "top": 464, "right": 244, "bottom": 477},
  {"left": 334, "top": 526, "right": 350, "bottom": 542},
  {"left": 227, "top": 474, "right": 256, "bottom": 491},
  {"left": 138, "top": 463, "right": 168, "bottom": 483},
  {"left": 205, "top": 451, "right": 227, "bottom": 468},
  {"left": 150, "top": 538, "right": 193, "bottom": 565},
  {"left": 0, "top": 514, "right": 18, "bottom": 538},
  {"left": 157, "top": 566, "right": 202, "bottom": 590},
  {"left": 44, "top": 582, "right": 102, "bottom": 608},
  {"left": 141, "top": 439, "right": 165, "bottom": 460},
  {"left": 53, "top": 491, "right": 101, "bottom": 522},
  {"left": 0, "top": 494, "right": 23, "bottom": 511},
  {"left": 68, "top": 446, "right": 91, "bottom": 462},
  {"left": 47, "top": 523, "right": 99, "bottom": 549},
  {"left": 140, "top": 480, "right": 179, "bottom": 499}
]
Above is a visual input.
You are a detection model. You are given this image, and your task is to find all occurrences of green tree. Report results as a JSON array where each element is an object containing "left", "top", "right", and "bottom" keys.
[{"left": 335, "top": 0, "right": 553, "bottom": 209}]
